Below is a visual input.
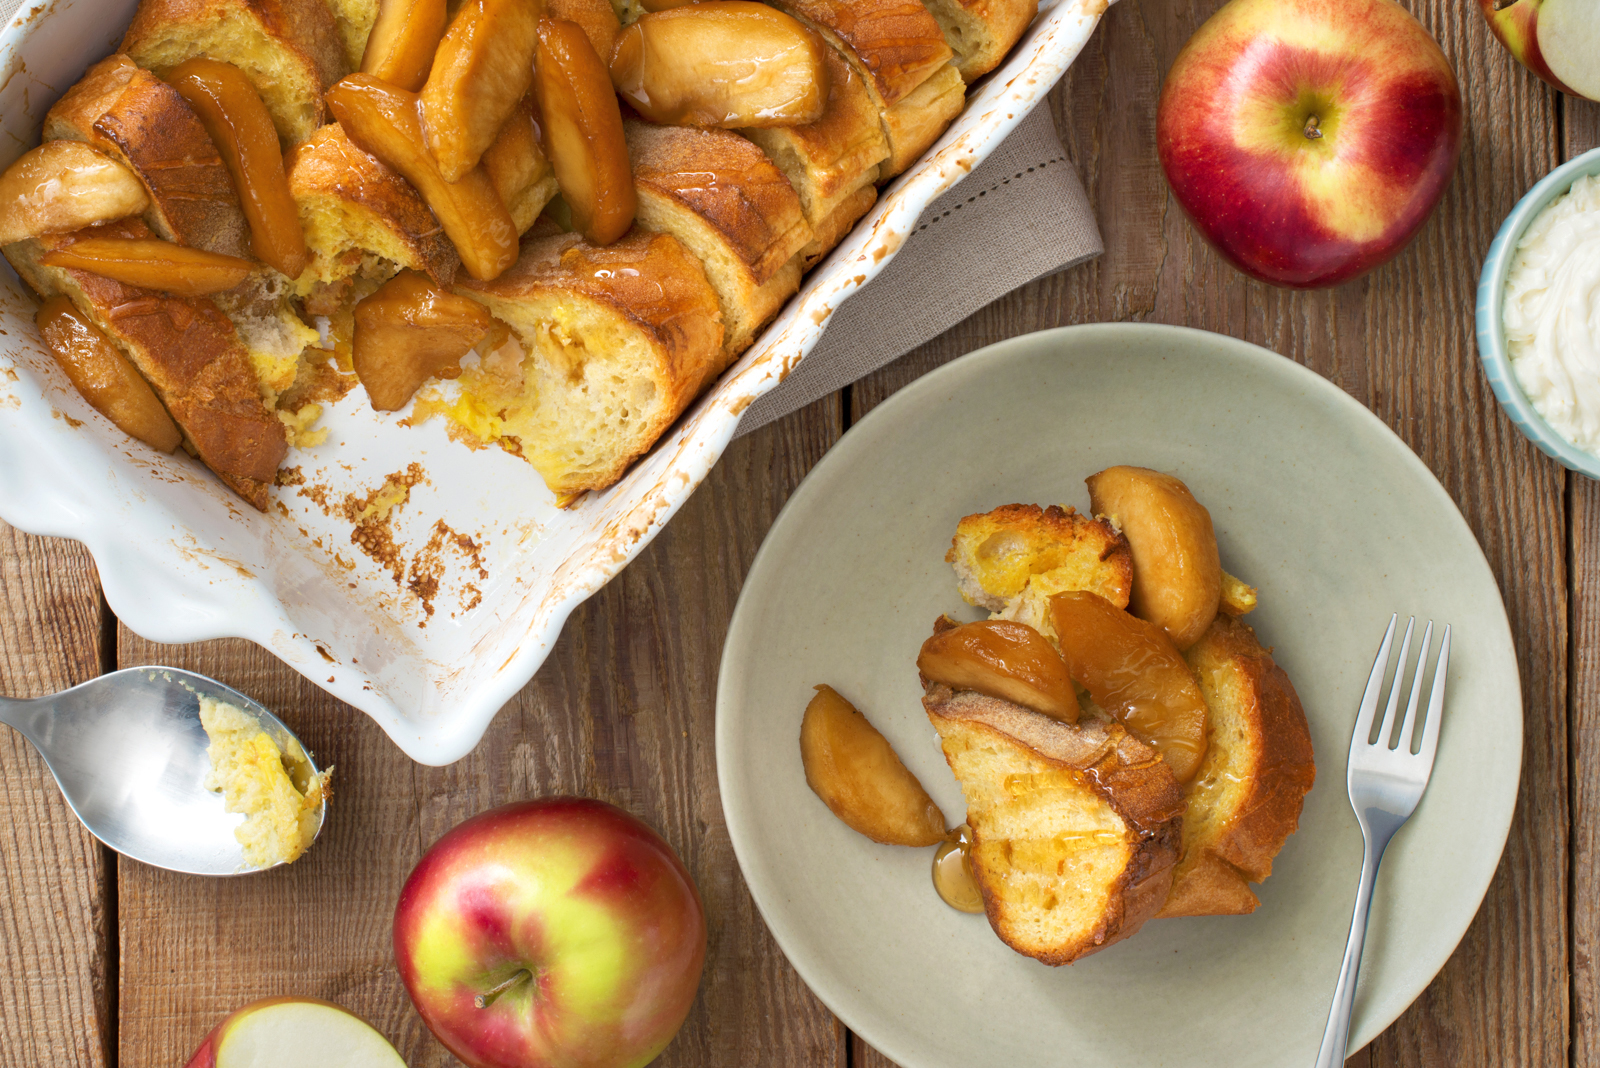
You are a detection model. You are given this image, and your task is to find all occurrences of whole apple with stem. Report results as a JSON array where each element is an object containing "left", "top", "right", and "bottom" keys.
[
  {"left": 1478, "top": 0, "right": 1600, "bottom": 102},
  {"left": 394, "top": 797, "right": 707, "bottom": 1068},
  {"left": 1157, "top": 0, "right": 1462, "bottom": 289}
]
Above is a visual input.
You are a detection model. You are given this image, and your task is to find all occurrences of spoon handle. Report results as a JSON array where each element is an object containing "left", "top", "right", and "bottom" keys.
[{"left": 0, "top": 694, "right": 43, "bottom": 737}]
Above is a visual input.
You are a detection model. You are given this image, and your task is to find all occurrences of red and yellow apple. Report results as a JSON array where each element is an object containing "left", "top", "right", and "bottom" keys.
[
  {"left": 393, "top": 797, "right": 706, "bottom": 1068},
  {"left": 1157, "top": 0, "right": 1462, "bottom": 289},
  {"left": 1479, "top": 0, "right": 1600, "bottom": 102},
  {"left": 183, "top": 997, "right": 406, "bottom": 1068}
]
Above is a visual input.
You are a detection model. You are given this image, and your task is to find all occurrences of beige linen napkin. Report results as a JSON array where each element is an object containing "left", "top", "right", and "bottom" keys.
[{"left": 736, "top": 103, "right": 1102, "bottom": 436}]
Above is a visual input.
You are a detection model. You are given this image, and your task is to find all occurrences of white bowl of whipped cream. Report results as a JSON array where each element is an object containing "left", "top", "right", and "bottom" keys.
[{"left": 1478, "top": 147, "right": 1600, "bottom": 476}]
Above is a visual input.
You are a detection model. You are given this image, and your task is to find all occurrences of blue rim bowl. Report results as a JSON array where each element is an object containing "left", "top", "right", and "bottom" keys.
[{"left": 1476, "top": 145, "right": 1600, "bottom": 477}]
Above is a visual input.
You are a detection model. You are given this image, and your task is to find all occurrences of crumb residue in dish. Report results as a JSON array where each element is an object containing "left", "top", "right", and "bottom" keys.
[{"left": 199, "top": 697, "right": 331, "bottom": 869}]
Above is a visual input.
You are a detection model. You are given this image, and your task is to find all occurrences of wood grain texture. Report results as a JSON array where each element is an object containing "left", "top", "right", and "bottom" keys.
[
  {"left": 110, "top": 397, "right": 845, "bottom": 1068},
  {"left": 0, "top": 523, "right": 112, "bottom": 1068}
]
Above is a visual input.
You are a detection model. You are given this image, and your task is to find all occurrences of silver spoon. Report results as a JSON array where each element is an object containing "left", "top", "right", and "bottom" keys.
[{"left": 0, "top": 666, "right": 326, "bottom": 875}]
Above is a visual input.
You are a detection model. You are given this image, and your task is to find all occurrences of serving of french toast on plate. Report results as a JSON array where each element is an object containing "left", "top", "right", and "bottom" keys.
[
  {"left": 0, "top": 0, "right": 1039, "bottom": 509},
  {"left": 801, "top": 466, "right": 1316, "bottom": 965}
]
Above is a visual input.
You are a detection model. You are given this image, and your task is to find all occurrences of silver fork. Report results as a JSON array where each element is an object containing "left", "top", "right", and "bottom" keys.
[{"left": 1314, "top": 615, "right": 1452, "bottom": 1068}]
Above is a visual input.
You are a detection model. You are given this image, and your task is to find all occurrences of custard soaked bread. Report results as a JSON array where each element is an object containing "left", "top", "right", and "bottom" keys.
[
  {"left": 918, "top": 0, "right": 1037, "bottom": 81},
  {"left": 1160, "top": 614, "right": 1315, "bottom": 917},
  {"left": 924, "top": 683, "right": 1183, "bottom": 964}
]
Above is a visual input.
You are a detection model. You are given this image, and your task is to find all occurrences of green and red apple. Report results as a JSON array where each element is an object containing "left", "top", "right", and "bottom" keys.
[
  {"left": 183, "top": 997, "right": 407, "bottom": 1068},
  {"left": 393, "top": 797, "right": 706, "bottom": 1068},
  {"left": 1479, "top": 0, "right": 1600, "bottom": 102},
  {"left": 1157, "top": 0, "right": 1463, "bottom": 289}
]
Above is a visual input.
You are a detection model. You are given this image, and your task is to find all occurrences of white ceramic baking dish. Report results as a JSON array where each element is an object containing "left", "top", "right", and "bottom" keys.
[{"left": 0, "top": 0, "right": 1109, "bottom": 763}]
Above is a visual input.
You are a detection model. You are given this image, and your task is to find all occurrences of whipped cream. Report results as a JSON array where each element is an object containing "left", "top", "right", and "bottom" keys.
[{"left": 1504, "top": 173, "right": 1600, "bottom": 453}]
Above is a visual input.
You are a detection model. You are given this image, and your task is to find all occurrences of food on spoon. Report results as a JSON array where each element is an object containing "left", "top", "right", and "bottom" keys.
[
  {"left": 610, "top": 3, "right": 828, "bottom": 128},
  {"left": 917, "top": 618, "right": 1078, "bottom": 723},
  {"left": 43, "top": 55, "right": 250, "bottom": 258},
  {"left": 419, "top": 0, "right": 542, "bottom": 183},
  {"left": 199, "top": 695, "right": 330, "bottom": 869},
  {"left": 41, "top": 237, "right": 254, "bottom": 296},
  {"left": 361, "top": 0, "right": 447, "bottom": 91},
  {"left": 1160, "top": 615, "right": 1315, "bottom": 917},
  {"left": 1049, "top": 590, "right": 1209, "bottom": 784},
  {"left": 121, "top": 0, "right": 345, "bottom": 144},
  {"left": 167, "top": 58, "right": 311, "bottom": 278},
  {"left": 1086, "top": 465, "right": 1222, "bottom": 650},
  {"left": 184, "top": 997, "right": 406, "bottom": 1068},
  {"left": 35, "top": 295, "right": 182, "bottom": 452},
  {"left": 353, "top": 269, "right": 492, "bottom": 410},
  {"left": 1478, "top": 0, "right": 1599, "bottom": 102},
  {"left": 0, "top": 142, "right": 150, "bottom": 245},
  {"left": 1502, "top": 174, "right": 1600, "bottom": 455},
  {"left": 923, "top": 682, "right": 1183, "bottom": 964},
  {"left": 533, "top": 17, "right": 637, "bottom": 246},
  {"left": 800, "top": 683, "right": 947, "bottom": 846},
  {"left": 1156, "top": 0, "right": 1462, "bottom": 288},
  {"left": 325, "top": 74, "right": 519, "bottom": 280},
  {"left": 394, "top": 798, "right": 706, "bottom": 1068},
  {"left": 481, "top": 95, "right": 559, "bottom": 234}
]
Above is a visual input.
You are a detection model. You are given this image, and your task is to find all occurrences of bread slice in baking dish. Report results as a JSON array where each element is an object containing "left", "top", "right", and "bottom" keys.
[
  {"left": 918, "top": 0, "right": 1038, "bottom": 81},
  {"left": 448, "top": 229, "right": 724, "bottom": 496},
  {"left": 1159, "top": 614, "right": 1316, "bottom": 917},
  {"left": 627, "top": 120, "right": 811, "bottom": 365},
  {"left": 924, "top": 682, "right": 1183, "bottom": 964},
  {"left": 5, "top": 220, "right": 288, "bottom": 509}
]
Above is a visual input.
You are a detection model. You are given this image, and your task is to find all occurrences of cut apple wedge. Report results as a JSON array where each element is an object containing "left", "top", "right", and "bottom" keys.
[
  {"left": 420, "top": 0, "right": 543, "bottom": 182},
  {"left": 1480, "top": 0, "right": 1600, "bottom": 101},
  {"left": 40, "top": 237, "right": 254, "bottom": 296},
  {"left": 184, "top": 996, "right": 407, "bottom": 1068},
  {"left": 610, "top": 2, "right": 828, "bottom": 128},
  {"left": 917, "top": 618, "right": 1078, "bottom": 723},
  {"left": 0, "top": 141, "right": 149, "bottom": 246},
  {"left": 36, "top": 295, "right": 182, "bottom": 452},
  {"left": 362, "top": 0, "right": 448, "bottom": 92},
  {"left": 326, "top": 75, "right": 519, "bottom": 280},
  {"left": 166, "top": 58, "right": 310, "bottom": 279},
  {"left": 353, "top": 269, "right": 492, "bottom": 411},
  {"left": 1049, "top": 590, "right": 1209, "bottom": 783},
  {"left": 800, "top": 684, "right": 946, "bottom": 846},
  {"left": 534, "top": 18, "right": 635, "bottom": 245},
  {"left": 1087, "top": 465, "right": 1222, "bottom": 650}
]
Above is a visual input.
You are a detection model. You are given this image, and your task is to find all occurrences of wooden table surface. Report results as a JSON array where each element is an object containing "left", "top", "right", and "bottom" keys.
[{"left": 2, "top": 0, "right": 1594, "bottom": 1064}]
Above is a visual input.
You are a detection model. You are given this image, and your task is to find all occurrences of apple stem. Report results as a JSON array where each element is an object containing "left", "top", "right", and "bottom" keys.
[
  {"left": 475, "top": 968, "right": 533, "bottom": 1009},
  {"left": 1303, "top": 115, "right": 1323, "bottom": 140}
]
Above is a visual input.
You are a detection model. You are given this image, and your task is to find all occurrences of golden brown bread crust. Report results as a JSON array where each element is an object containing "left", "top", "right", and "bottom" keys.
[
  {"left": 1159, "top": 615, "right": 1316, "bottom": 918},
  {"left": 924, "top": 683, "right": 1183, "bottom": 964},
  {"left": 44, "top": 58, "right": 251, "bottom": 259},
  {"left": 546, "top": 0, "right": 621, "bottom": 59},
  {"left": 6, "top": 220, "right": 286, "bottom": 508},
  {"left": 799, "top": 181, "right": 876, "bottom": 269},
  {"left": 771, "top": 0, "right": 953, "bottom": 107},
  {"left": 880, "top": 60, "right": 964, "bottom": 177},
  {"left": 286, "top": 122, "right": 460, "bottom": 287},
  {"left": 121, "top": 0, "right": 346, "bottom": 143},
  {"left": 919, "top": 0, "right": 1036, "bottom": 81}
]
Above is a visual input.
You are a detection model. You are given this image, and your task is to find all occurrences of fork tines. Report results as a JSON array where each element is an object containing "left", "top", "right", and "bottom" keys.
[{"left": 1353, "top": 614, "right": 1452, "bottom": 768}]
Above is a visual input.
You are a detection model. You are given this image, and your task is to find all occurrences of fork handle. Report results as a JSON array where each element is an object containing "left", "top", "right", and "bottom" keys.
[{"left": 1314, "top": 812, "right": 1403, "bottom": 1068}]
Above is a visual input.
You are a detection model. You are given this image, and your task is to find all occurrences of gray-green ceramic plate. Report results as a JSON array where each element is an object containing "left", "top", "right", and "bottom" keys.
[{"left": 717, "top": 323, "right": 1521, "bottom": 1067}]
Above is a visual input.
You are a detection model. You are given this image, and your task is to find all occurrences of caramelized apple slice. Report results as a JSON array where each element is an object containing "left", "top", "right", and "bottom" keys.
[
  {"left": 0, "top": 141, "right": 149, "bottom": 245},
  {"left": 481, "top": 94, "right": 550, "bottom": 218},
  {"left": 420, "top": 0, "right": 542, "bottom": 182},
  {"left": 167, "top": 58, "right": 310, "bottom": 279},
  {"left": 534, "top": 18, "right": 634, "bottom": 245},
  {"left": 35, "top": 295, "right": 182, "bottom": 452},
  {"left": 326, "top": 75, "right": 519, "bottom": 280},
  {"left": 361, "top": 0, "right": 448, "bottom": 92},
  {"left": 41, "top": 237, "right": 253, "bottom": 296},
  {"left": 610, "top": 2, "right": 827, "bottom": 128},
  {"left": 1087, "top": 465, "right": 1222, "bottom": 650},
  {"left": 546, "top": 0, "right": 620, "bottom": 59},
  {"left": 1049, "top": 590, "right": 1208, "bottom": 783},
  {"left": 800, "top": 684, "right": 946, "bottom": 846},
  {"left": 352, "top": 270, "right": 493, "bottom": 411},
  {"left": 917, "top": 619, "right": 1077, "bottom": 723}
]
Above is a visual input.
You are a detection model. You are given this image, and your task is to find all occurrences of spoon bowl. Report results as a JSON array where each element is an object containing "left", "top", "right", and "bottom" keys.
[{"left": 0, "top": 667, "right": 325, "bottom": 875}]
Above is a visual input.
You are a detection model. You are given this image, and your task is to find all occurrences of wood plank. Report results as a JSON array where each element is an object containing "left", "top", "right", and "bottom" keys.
[
  {"left": 112, "top": 397, "right": 845, "bottom": 1068},
  {"left": 0, "top": 523, "right": 112, "bottom": 1068},
  {"left": 1562, "top": 92, "right": 1600, "bottom": 1068},
  {"left": 847, "top": 0, "right": 1569, "bottom": 1065}
]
